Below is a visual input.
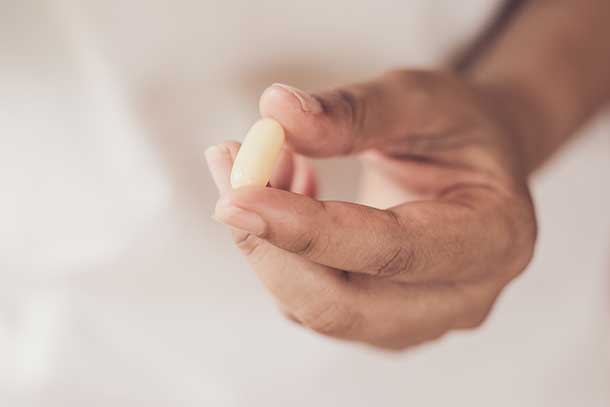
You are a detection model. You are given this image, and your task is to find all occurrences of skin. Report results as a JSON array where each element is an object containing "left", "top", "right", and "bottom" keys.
[{"left": 205, "top": 0, "right": 610, "bottom": 350}]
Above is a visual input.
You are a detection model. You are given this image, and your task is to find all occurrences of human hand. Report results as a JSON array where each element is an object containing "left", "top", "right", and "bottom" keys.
[{"left": 205, "top": 71, "right": 537, "bottom": 350}]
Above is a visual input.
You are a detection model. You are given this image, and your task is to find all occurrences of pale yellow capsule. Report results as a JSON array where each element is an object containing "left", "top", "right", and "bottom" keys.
[{"left": 230, "top": 118, "right": 285, "bottom": 189}]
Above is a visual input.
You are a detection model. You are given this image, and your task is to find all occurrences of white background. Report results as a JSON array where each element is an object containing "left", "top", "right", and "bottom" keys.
[{"left": 1, "top": 1, "right": 608, "bottom": 405}]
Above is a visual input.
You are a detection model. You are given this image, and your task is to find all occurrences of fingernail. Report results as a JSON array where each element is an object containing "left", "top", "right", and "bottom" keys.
[
  {"left": 272, "top": 83, "right": 323, "bottom": 114},
  {"left": 214, "top": 199, "right": 266, "bottom": 236}
]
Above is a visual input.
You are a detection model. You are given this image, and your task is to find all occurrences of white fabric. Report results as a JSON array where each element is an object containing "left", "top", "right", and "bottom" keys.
[{"left": 1, "top": 1, "right": 608, "bottom": 406}]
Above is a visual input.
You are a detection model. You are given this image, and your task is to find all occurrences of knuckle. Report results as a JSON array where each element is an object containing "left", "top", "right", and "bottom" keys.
[
  {"left": 512, "top": 224, "right": 537, "bottom": 277},
  {"left": 451, "top": 281, "right": 499, "bottom": 330},
  {"left": 497, "top": 196, "right": 538, "bottom": 278},
  {"left": 382, "top": 69, "right": 436, "bottom": 92},
  {"left": 292, "top": 233, "right": 316, "bottom": 256},
  {"left": 323, "top": 88, "right": 366, "bottom": 152},
  {"left": 461, "top": 305, "right": 492, "bottom": 330},
  {"left": 297, "top": 299, "right": 358, "bottom": 337},
  {"left": 517, "top": 204, "right": 538, "bottom": 264},
  {"left": 374, "top": 246, "right": 416, "bottom": 278},
  {"left": 288, "top": 201, "right": 329, "bottom": 259},
  {"left": 335, "top": 89, "right": 361, "bottom": 128},
  {"left": 370, "top": 210, "right": 417, "bottom": 278},
  {"left": 464, "top": 185, "right": 538, "bottom": 281},
  {"left": 460, "top": 289, "right": 498, "bottom": 330},
  {"left": 290, "top": 229, "right": 327, "bottom": 259}
]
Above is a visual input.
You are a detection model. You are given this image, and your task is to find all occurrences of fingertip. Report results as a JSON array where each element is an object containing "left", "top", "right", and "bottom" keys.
[
  {"left": 204, "top": 144, "right": 224, "bottom": 167},
  {"left": 259, "top": 84, "right": 338, "bottom": 157},
  {"left": 221, "top": 140, "right": 241, "bottom": 161},
  {"left": 259, "top": 83, "right": 323, "bottom": 117},
  {"left": 204, "top": 145, "right": 231, "bottom": 194},
  {"left": 204, "top": 141, "right": 241, "bottom": 195}
]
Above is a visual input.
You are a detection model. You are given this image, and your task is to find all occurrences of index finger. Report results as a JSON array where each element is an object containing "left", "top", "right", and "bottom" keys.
[
  {"left": 214, "top": 182, "right": 518, "bottom": 284},
  {"left": 215, "top": 187, "right": 418, "bottom": 278}
]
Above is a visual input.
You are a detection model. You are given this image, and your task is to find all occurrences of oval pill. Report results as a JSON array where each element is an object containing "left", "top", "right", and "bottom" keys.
[{"left": 230, "top": 118, "right": 285, "bottom": 189}]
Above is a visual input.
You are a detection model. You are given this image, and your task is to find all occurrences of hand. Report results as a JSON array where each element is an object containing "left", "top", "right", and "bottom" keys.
[{"left": 205, "top": 71, "right": 537, "bottom": 350}]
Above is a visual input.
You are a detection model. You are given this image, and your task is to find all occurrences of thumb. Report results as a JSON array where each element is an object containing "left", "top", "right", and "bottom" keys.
[{"left": 259, "top": 71, "right": 460, "bottom": 158}]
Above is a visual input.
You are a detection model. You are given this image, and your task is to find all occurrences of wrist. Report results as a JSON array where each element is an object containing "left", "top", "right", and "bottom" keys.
[{"left": 467, "top": 75, "right": 554, "bottom": 177}]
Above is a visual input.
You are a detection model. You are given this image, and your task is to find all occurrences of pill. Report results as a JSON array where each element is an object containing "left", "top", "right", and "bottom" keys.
[{"left": 231, "top": 118, "right": 285, "bottom": 189}]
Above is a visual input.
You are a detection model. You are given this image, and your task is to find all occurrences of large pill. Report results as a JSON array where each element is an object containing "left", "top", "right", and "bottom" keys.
[{"left": 231, "top": 118, "right": 285, "bottom": 189}]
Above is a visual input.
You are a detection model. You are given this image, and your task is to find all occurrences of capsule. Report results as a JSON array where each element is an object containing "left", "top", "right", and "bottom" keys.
[{"left": 231, "top": 118, "right": 285, "bottom": 189}]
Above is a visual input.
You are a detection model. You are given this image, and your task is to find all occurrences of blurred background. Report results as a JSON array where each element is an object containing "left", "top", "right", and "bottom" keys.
[{"left": 1, "top": 1, "right": 608, "bottom": 406}]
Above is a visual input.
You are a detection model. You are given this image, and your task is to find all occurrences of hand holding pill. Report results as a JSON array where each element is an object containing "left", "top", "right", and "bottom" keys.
[{"left": 206, "top": 73, "right": 537, "bottom": 350}]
